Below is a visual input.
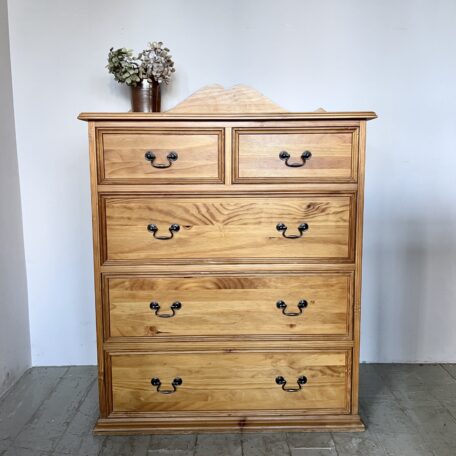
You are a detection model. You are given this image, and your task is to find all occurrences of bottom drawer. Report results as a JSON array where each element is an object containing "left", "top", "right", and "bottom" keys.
[{"left": 110, "top": 350, "right": 351, "bottom": 414}]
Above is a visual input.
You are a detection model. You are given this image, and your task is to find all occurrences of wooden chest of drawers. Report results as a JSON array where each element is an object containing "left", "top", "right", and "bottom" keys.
[{"left": 79, "top": 85, "right": 376, "bottom": 434}]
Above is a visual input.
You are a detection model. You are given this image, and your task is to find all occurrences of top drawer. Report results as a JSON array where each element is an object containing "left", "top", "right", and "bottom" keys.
[
  {"left": 97, "top": 128, "right": 224, "bottom": 184},
  {"left": 233, "top": 127, "right": 358, "bottom": 184}
]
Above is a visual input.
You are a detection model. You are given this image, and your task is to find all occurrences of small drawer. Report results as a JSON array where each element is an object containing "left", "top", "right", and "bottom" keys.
[
  {"left": 106, "top": 273, "right": 353, "bottom": 339},
  {"left": 102, "top": 195, "right": 354, "bottom": 264},
  {"left": 233, "top": 128, "right": 358, "bottom": 183},
  {"left": 97, "top": 128, "right": 224, "bottom": 184},
  {"left": 110, "top": 350, "right": 351, "bottom": 413}
]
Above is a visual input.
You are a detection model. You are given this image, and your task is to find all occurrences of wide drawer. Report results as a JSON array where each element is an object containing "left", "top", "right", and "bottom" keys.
[
  {"left": 106, "top": 273, "right": 353, "bottom": 339},
  {"left": 97, "top": 128, "right": 224, "bottom": 184},
  {"left": 233, "top": 128, "right": 358, "bottom": 183},
  {"left": 102, "top": 195, "right": 354, "bottom": 263},
  {"left": 110, "top": 350, "right": 351, "bottom": 413}
]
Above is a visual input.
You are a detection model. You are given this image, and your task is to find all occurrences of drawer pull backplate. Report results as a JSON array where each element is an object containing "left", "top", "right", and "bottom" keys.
[
  {"left": 151, "top": 377, "right": 183, "bottom": 394},
  {"left": 276, "top": 299, "right": 308, "bottom": 316},
  {"left": 275, "top": 375, "right": 307, "bottom": 392},
  {"left": 150, "top": 301, "right": 182, "bottom": 318},
  {"left": 276, "top": 222, "right": 309, "bottom": 239},
  {"left": 279, "top": 150, "right": 312, "bottom": 167},
  {"left": 147, "top": 223, "right": 180, "bottom": 240},
  {"left": 145, "top": 151, "right": 178, "bottom": 168}
]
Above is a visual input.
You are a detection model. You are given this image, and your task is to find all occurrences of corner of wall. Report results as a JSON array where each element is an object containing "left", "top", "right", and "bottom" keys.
[{"left": 0, "top": 0, "right": 32, "bottom": 398}]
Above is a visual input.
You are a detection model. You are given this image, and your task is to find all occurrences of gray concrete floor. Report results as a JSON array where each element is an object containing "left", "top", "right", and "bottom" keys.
[{"left": 0, "top": 364, "right": 456, "bottom": 455}]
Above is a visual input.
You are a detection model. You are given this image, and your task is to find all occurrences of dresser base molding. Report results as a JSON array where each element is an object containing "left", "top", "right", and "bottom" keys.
[{"left": 93, "top": 414, "right": 365, "bottom": 435}]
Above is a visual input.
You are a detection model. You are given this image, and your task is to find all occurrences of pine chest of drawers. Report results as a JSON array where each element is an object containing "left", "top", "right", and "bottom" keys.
[{"left": 79, "top": 85, "right": 376, "bottom": 434}]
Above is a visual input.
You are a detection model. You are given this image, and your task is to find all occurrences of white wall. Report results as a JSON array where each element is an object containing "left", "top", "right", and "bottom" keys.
[
  {"left": 0, "top": 0, "right": 31, "bottom": 395},
  {"left": 7, "top": 0, "right": 456, "bottom": 365}
]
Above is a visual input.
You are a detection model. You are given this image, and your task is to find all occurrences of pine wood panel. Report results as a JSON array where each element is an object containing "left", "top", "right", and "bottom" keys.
[
  {"left": 351, "top": 120, "right": 367, "bottom": 414},
  {"left": 106, "top": 273, "right": 353, "bottom": 338},
  {"left": 88, "top": 122, "right": 108, "bottom": 417},
  {"left": 166, "top": 84, "right": 287, "bottom": 114},
  {"left": 94, "top": 414, "right": 364, "bottom": 434},
  {"left": 100, "top": 263, "right": 356, "bottom": 275},
  {"left": 98, "top": 128, "right": 224, "bottom": 184},
  {"left": 104, "top": 339, "right": 354, "bottom": 352},
  {"left": 233, "top": 128, "right": 357, "bottom": 183},
  {"left": 102, "top": 195, "right": 354, "bottom": 263},
  {"left": 110, "top": 350, "right": 350, "bottom": 413},
  {"left": 78, "top": 112, "right": 377, "bottom": 121},
  {"left": 98, "top": 183, "right": 360, "bottom": 194},
  {"left": 86, "top": 120, "right": 365, "bottom": 132}
]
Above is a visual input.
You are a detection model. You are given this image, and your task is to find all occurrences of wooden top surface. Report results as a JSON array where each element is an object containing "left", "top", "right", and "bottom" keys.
[
  {"left": 78, "top": 84, "right": 377, "bottom": 121},
  {"left": 78, "top": 111, "right": 377, "bottom": 121}
]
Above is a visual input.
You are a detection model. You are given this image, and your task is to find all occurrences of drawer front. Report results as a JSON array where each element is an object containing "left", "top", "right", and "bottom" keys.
[
  {"left": 110, "top": 350, "right": 351, "bottom": 413},
  {"left": 98, "top": 128, "right": 224, "bottom": 184},
  {"left": 106, "top": 273, "right": 353, "bottom": 339},
  {"left": 103, "top": 195, "right": 354, "bottom": 263},
  {"left": 233, "top": 128, "right": 357, "bottom": 183}
]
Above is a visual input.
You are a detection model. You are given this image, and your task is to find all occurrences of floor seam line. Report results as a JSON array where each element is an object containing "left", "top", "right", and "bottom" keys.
[{"left": 441, "top": 363, "right": 456, "bottom": 380}]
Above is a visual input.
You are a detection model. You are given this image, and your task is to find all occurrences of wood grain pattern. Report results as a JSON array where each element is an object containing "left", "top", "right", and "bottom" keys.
[
  {"left": 104, "top": 339, "right": 355, "bottom": 354},
  {"left": 106, "top": 273, "right": 353, "bottom": 338},
  {"left": 233, "top": 128, "right": 358, "bottom": 183},
  {"left": 351, "top": 120, "right": 367, "bottom": 414},
  {"left": 103, "top": 195, "right": 354, "bottom": 263},
  {"left": 166, "top": 84, "right": 287, "bottom": 114},
  {"left": 78, "top": 112, "right": 377, "bottom": 121},
  {"left": 98, "top": 128, "right": 224, "bottom": 184},
  {"left": 100, "top": 263, "right": 356, "bottom": 275},
  {"left": 87, "top": 121, "right": 108, "bottom": 418},
  {"left": 98, "top": 183, "right": 359, "bottom": 194},
  {"left": 94, "top": 414, "right": 364, "bottom": 434},
  {"left": 110, "top": 350, "right": 350, "bottom": 413},
  {"left": 88, "top": 120, "right": 366, "bottom": 132}
]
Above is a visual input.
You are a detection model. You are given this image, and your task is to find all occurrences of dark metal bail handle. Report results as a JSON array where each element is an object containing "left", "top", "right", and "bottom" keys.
[
  {"left": 147, "top": 223, "right": 180, "bottom": 240},
  {"left": 275, "top": 375, "right": 307, "bottom": 392},
  {"left": 276, "top": 299, "right": 308, "bottom": 316},
  {"left": 145, "top": 151, "right": 178, "bottom": 168},
  {"left": 279, "top": 150, "right": 312, "bottom": 167},
  {"left": 151, "top": 377, "right": 182, "bottom": 394},
  {"left": 150, "top": 301, "right": 182, "bottom": 318},
  {"left": 276, "top": 222, "right": 309, "bottom": 239}
]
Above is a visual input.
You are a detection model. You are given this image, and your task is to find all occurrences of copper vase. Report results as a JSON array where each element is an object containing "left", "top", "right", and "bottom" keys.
[{"left": 130, "top": 80, "right": 161, "bottom": 112}]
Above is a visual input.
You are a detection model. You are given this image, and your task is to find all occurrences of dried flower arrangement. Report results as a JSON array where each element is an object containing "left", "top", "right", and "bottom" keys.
[{"left": 107, "top": 41, "right": 175, "bottom": 86}]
